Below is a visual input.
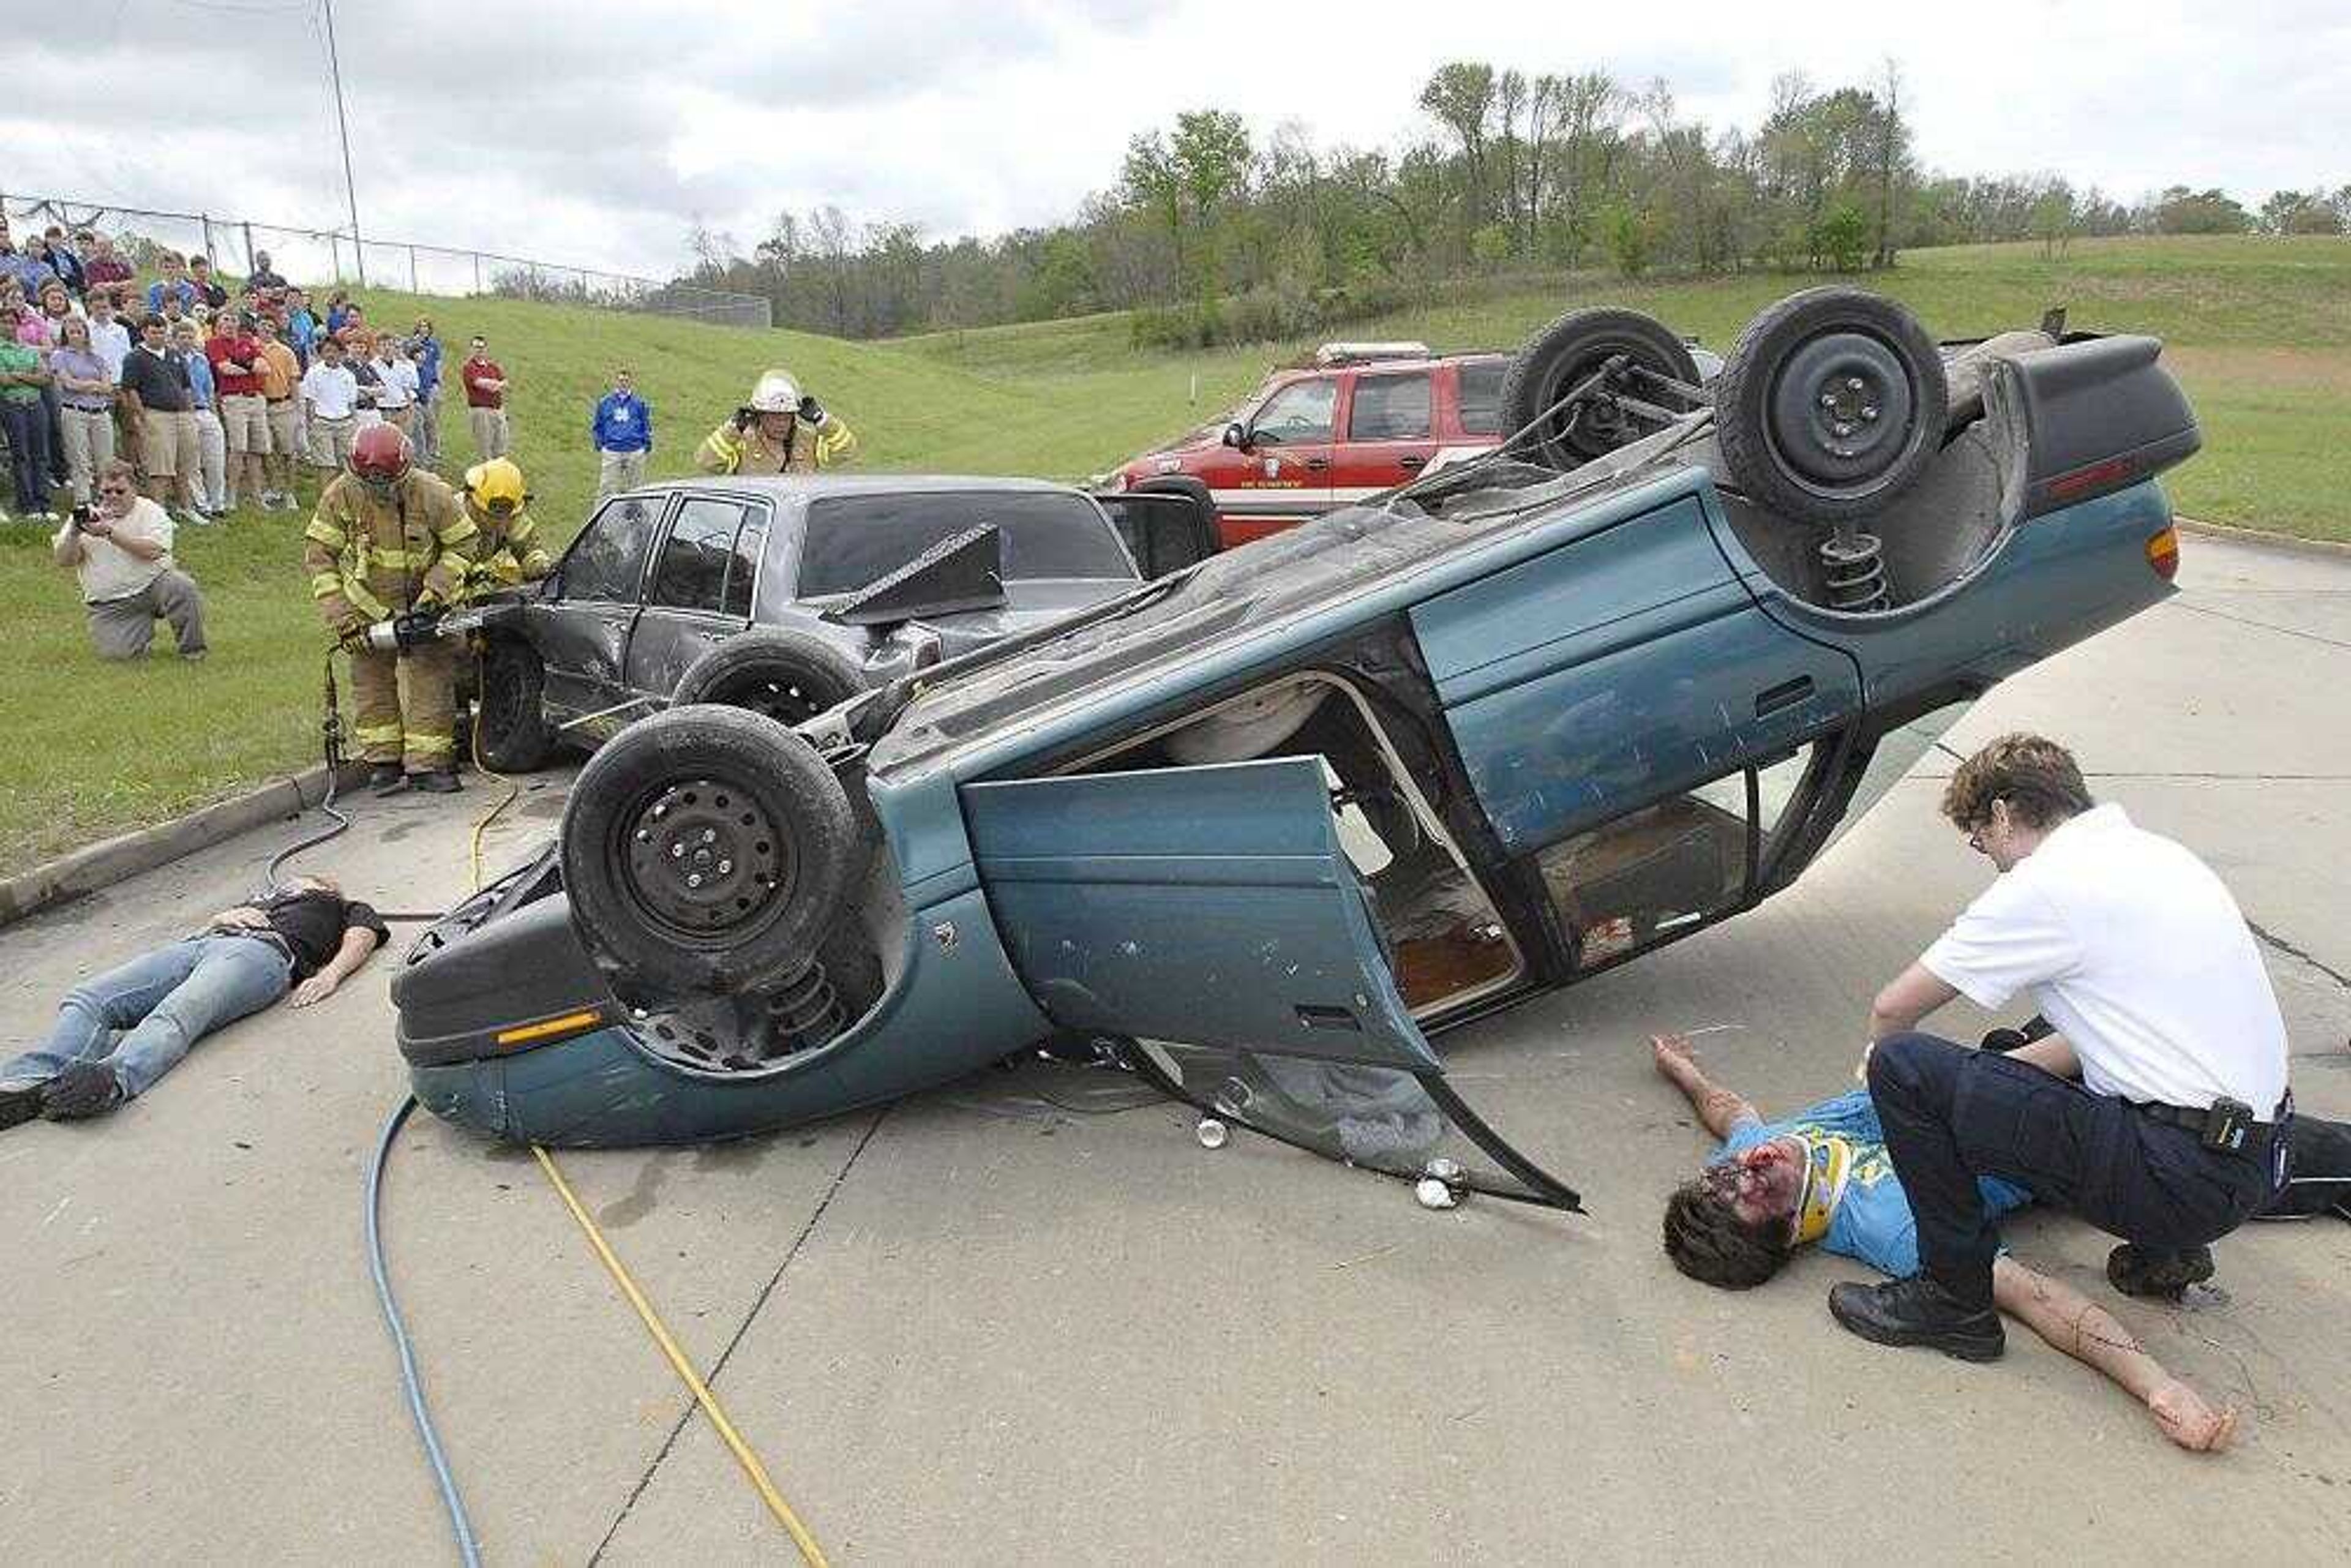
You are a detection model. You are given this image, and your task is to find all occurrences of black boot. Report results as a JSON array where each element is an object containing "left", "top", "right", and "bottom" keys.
[
  {"left": 407, "top": 769, "right": 461, "bottom": 794},
  {"left": 0, "top": 1079, "right": 45, "bottom": 1132},
  {"left": 39, "top": 1062, "right": 124, "bottom": 1121},
  {"left": 2107, "top": 1243, "right": 2214, "bottom": 1300},
  {"left": 367, "top": 762, "right": 408, "bottom": 794},
  {"left": 1828, "top": 1274, "right": 2004, "bottom": 1361}
]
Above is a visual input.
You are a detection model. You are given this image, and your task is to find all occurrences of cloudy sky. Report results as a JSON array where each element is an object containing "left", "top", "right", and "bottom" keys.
[{"left": 5, "top": 0, "right": 2345, "bottom": 282}]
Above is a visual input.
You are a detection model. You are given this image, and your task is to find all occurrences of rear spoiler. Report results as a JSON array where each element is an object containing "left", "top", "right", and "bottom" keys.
[{"left": 1993, "top": 335, "right": 2201, "bottom": 520}]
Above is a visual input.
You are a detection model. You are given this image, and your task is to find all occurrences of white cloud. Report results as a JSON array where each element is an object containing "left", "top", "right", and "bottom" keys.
[{"left": 3, "top": 0, "right": 2341, "bottom": 280}]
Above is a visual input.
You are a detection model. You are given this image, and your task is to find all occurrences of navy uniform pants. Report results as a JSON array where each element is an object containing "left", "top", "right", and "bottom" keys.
[{"left": 1867, "top": 1032, "right": 2284, "bottom": 1305}]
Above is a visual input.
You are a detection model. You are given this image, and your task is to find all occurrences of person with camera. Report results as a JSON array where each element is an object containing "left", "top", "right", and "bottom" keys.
[
  {"left": 53, "top": 460, "right": 207, "bottom": 660},
  {"left": 695, "top": 367, "right": 854, "bottom": 476},
  {"left": 302, "top": 423, "right": 478, "bottom": 793},
  {"left": 1834, "top": 733, "right": 2293, "bottom": 1360}
]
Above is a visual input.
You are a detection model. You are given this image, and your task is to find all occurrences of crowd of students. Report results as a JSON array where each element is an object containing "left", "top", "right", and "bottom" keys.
[{"left": 1, "top": 216, "right": 512, "bottom": 525}]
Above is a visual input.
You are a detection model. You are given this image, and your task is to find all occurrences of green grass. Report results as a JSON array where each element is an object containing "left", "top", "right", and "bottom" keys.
[{"left": 3, "top": 237, "right": 2345, "bottom": 872}]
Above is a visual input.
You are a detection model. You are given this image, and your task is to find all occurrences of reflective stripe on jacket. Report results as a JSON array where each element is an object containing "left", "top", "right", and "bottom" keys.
[
  {"left": 302, "top": 470, "right": 478, "bottom": 630},
  {"left": 458, "top": 501, "right": 554, "bottom": 601},
  {"left": 694, "top": 413, "right": 855, "bottom": 476}
]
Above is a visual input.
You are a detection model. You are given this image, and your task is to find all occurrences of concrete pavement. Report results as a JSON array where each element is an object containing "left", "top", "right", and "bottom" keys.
[{"left": 1, "top": 530, "right": 2346, "bottom": 1562}]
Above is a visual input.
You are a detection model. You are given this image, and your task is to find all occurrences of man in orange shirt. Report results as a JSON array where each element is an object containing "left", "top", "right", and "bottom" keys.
[{"left": 253, "top": 309, "right": 304, "bottom": 510}]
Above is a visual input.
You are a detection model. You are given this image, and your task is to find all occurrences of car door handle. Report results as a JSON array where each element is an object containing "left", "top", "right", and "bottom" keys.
[
  {"left": 1303, "top": 457, "right": 1330, "bottom": 472},
  {"left": 1755, "top": 675, "right": 1815, "bottom": 718},
  {"left": 1397, "top": 454, "right": 1427, "bottom": 471}
]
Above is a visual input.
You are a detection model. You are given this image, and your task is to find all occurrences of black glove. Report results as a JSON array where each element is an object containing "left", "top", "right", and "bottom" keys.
[
  {"left": 732, "top": 407, "right": 755, "bottom": 432},
  {"left": 797, "top": 395, "right": 823, "bottom": 426},
  {"left": 391, "top": 607, "right": 444, "bottom": 650}
]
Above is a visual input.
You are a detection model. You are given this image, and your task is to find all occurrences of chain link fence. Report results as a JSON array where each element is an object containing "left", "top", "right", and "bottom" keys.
[{"left": 1, "top": 190, "right": 770, "bottom": 330}]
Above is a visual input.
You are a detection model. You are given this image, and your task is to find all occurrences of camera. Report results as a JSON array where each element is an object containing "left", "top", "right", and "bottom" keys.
[{"left": 70, "top": 503, "right": 94, "bottom": 531}]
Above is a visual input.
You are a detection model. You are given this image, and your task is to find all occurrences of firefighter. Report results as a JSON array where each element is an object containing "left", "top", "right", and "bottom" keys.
[
  {"left": 696, "top": 367, "right": 855, "bottom": 476},
  {"left": 456, "top": 457, "right": 551, "bottom": 601},
  {"left": 303, "top": 424, "right": 478, "bottom": 793}
]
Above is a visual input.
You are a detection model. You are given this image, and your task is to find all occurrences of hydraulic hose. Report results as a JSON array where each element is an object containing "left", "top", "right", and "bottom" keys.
[{"left": 366, "top": 1095, "right": 483, "bottom": 1568}]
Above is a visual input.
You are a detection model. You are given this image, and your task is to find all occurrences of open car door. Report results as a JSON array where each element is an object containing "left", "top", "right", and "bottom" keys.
[{"left": 960, "top": 756, "right": 1580, "bottom": 1210}]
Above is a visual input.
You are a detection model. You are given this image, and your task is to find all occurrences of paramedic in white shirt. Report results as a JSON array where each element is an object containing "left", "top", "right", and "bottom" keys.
[{"left": 1827, "top": 732, "right": 2291, "bottom": 1364}]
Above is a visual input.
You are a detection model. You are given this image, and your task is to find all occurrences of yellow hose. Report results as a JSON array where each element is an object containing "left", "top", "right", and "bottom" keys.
[
  {"left": 531, "top": 1145, "right": 831, "bottom": 1567},
  {"left": 465, "top": 652, "right": 828, "bottom": 1565}
]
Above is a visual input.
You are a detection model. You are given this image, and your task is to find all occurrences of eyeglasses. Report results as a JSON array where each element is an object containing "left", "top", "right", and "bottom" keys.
[{"left": 99, "top": 485, "right": 133, "bottom": 496}]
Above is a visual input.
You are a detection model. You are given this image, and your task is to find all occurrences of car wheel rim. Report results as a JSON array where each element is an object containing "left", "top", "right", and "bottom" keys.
[
  {"left": 1763, "top": 329, "right": 1916, "bottom": 495},
  {"left": 721, "top": 673, "right": 828, "bottom": 727},
  {"left": 618, "top": 776, "right": 794, "bottom": 939}
]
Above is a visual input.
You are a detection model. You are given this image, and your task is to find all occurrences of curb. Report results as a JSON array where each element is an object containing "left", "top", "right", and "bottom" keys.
[
  {"left": 2175, "top": 516, "right": 2351, "bottom": 562},
  {"left": 0, "top": 762, "right": 370, "bottom": 930}
]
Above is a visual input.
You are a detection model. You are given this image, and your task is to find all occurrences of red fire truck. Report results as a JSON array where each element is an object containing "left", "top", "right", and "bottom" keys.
[{"left": 1106, "top": 343, "right": 1510, "bottom": 547}]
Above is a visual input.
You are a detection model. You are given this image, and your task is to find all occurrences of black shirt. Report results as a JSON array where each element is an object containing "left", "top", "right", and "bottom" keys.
[
  {"left": 227, "top": 888, "right": 389, "bottom": 980},
  {"left": 119, "top": 345, "right": 193, "bottom": 412}
]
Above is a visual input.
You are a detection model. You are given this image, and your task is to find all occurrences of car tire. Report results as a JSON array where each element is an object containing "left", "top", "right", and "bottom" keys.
[
  {"left": 671, "top": 628, "right": 869, "bottom": 727},
  {"left": 1712, "top": 287, "right": 1949, "bottom": 526},
  {"left": 560, "top": 705, "right": 858, "bottom": 1003},
  {"left": 1502, "top": 307, "right": 1702, "bottom": 469},
  {"left": 471, "top": 639, "right": 560, "bottom": 773}
]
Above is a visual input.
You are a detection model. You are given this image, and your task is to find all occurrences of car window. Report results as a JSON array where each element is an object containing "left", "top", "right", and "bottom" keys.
[
  {"left": 1458, "top": 360, "right": 1505, "bottom": 435},
  {"left": 648, "top": 498, "right": 756, "bottom": 616},
  {"left": 1251, "top": 378, "right": 1336, "bottom": 445},
  {"left": 725, "top": 514, "right": 768, "bottom": 617},
  {"left": 797, "top": 490, "right": 1136, "bottom": 598},
  {"left": 560, "top": 497, "right": 661, "bottom": 602},
  {"left": 1349, "top": 372, "right": 1432, "bottom": 441}
]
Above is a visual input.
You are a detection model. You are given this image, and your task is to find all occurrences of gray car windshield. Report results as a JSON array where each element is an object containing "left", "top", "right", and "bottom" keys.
[{"left": 798, "top": 492, "right": 1136, "bottom": 596}]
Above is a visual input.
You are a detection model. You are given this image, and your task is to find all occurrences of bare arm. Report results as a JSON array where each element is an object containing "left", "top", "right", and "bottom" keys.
[
  {"left": 85, "top": 518, "right": 165, "bottom": 562},
  {"left": 1651, "top": 1034, "right": 1761, "bottom": 1139},
  {"left": 290, "top": 925, "right": 380, "bottom": 1007},
  {"left": 1858, "top": 961, "right": 1963, "bottom": 1079},
  {"left": 53, "top": 523, "right": 85, "bottom": 566},
  {"left": 1990, "top": 1256, "right": 2237, "bottom": 1452}
]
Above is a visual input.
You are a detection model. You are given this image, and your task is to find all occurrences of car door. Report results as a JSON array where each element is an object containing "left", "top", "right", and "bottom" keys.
[
  {"left": 960, "top": 754, "right": 1580, "bottom": 1209},
  {"left": 621, "top": 495, "right": 770, "bottom": 699},
  {"left": 537, "top": 493, "right": 670, "bottom": 723},
  {"left": 1335, "top": 367, "right": 1439, "bottom": 501},
  {"left": 1220, "top": 374, "right": 1338, "bottom": 546},
  {"left": 1408, "top": 493, "right": 1864, "bottom": 856}
]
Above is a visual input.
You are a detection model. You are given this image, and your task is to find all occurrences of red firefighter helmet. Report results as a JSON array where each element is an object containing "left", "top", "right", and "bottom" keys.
[{"left": 350, "top": 422, "right": 413, "bottom": 487}]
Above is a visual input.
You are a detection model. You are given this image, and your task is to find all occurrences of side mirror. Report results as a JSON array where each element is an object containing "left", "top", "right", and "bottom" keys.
[{"left": 1221, "top": 421, "right": 1250, "bottom": 451}]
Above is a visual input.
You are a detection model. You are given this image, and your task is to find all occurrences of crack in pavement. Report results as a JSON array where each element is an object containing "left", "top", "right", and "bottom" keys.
[
  {"left": 2248, "top": 919, "right": 2351, "bottom": 995},
  {"left": 588, "top": 1105, "right": 893, "bottom": 1565},
  {"left": 2162, "top": 599, "right": 2351, "bottom": 653}
]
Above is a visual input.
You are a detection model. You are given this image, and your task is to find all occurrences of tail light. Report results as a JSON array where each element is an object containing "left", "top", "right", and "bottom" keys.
[{"left": 2146, "top": 525, "right": 2180, "bottom": 580}]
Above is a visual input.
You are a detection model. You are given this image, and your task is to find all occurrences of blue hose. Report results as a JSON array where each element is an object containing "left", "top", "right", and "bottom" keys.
[{"left": 366, "top": 1095, "right": 484, "bottom": 1568}]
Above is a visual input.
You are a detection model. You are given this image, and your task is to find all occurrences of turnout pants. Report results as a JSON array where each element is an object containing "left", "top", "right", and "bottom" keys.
[
  {"left": 1868, "top": 1032, "right": 2284, "bottom": 1305},
  {"left": 350, "top": 639, "right": 459, "bottom": 773}
]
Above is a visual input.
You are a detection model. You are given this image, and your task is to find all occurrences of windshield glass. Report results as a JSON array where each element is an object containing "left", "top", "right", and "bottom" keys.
[{"left": 798, "top": 490, "right": 1135, "bottom": 596}]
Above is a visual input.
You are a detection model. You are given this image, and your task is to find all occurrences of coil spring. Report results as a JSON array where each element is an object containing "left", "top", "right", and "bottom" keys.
[
  {"left": 1818, "top": 531, "right": 1891, "bottom": 612},
  {"left": 765, "top": 961, "right": 844, "bottom": 1054}
]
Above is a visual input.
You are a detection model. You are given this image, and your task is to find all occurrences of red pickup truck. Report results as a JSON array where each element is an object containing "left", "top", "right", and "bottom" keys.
[{"left": 1107, "top": 344, "right": 1509, "bottom": 547}]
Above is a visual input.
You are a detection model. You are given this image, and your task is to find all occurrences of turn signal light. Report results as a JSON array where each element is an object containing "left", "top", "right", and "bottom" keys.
[
  {"left": 2146, "top": 526, "right": 2180, "bottom": 580},
  {"left": 495, "top": 1009, "right": 606, "bottom": 1049}
]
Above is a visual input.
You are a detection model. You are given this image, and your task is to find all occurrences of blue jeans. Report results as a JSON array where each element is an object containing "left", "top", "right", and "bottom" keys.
[
  {"left": 1, "top": 396, "right": 50, "bottom": 513},
  {"left": 2, "top": 936, "right": 293, "bottom": 1099}
]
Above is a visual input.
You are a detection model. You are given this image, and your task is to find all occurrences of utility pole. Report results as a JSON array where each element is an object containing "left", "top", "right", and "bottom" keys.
[{"left": 321, "top": 0, "right": 366, "bottom": 285}]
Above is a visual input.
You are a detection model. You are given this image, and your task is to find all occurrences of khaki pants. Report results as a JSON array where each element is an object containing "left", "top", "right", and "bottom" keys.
[
  {"left": 468, "top": 406, "right": 509, "bottom": 460},
  {"left": 310, "top": 415, "right": 356, "bottom": 471},
  {"left": 192, "top": 409, "right": 227, "bottom": 510},
  {"left": 59, "top": 406, "right": 116, "bottom": 506},
  {"left": 220, "top": 393, "right": 271, "bottom": 456},
  {"left": 88, "top": 570, "right": 207, "bottom": 660},
  {"left": 266, "top": 400, "right": 301, "bottom": 463},
  {"left": 596, "top": 449, "right": 647, "bottom": 497},
  {"left": 350, "top": 639, "right": 459, "bottom": 772},
  {"left": 140, "top": 408, "right": 201, "bottom": 481}
]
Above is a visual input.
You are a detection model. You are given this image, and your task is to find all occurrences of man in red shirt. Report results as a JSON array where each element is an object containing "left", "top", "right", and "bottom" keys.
[
  {"left": 460, "top": 335, "right": 510, "bottom": 460},
  {"left": 205, "top": 309, "right": 271, "bottom": 512}
]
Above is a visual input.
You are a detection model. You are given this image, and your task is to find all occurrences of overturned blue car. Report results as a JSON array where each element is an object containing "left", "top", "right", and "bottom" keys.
[{"left": 392, "top": 288, "right": 2201, "bottom": 1210}]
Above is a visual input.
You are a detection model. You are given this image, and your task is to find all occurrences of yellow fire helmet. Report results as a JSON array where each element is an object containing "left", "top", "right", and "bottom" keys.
[{"left": 464, "top": 457, "right": 528, "bottom": 516}]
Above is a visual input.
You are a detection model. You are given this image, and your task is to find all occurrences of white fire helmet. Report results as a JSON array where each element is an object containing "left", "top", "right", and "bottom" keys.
[{"left": 749, "top": 368, "right": 803, "bottom": 414}]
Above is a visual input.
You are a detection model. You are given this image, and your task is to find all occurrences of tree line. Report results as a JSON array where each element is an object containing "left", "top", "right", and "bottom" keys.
[{"left": 678, "top": 60, "right": 2350, "bottom": 345}]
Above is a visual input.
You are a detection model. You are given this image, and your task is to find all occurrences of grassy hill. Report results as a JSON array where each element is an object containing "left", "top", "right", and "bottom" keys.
[{"left": 2, "top": 236, "right": 2344, "bottom": 871}]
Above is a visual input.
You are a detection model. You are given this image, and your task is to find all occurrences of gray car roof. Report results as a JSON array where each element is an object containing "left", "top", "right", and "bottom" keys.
[{"left": 623, "top": 474, "right": 1084, "bottom": 503}]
